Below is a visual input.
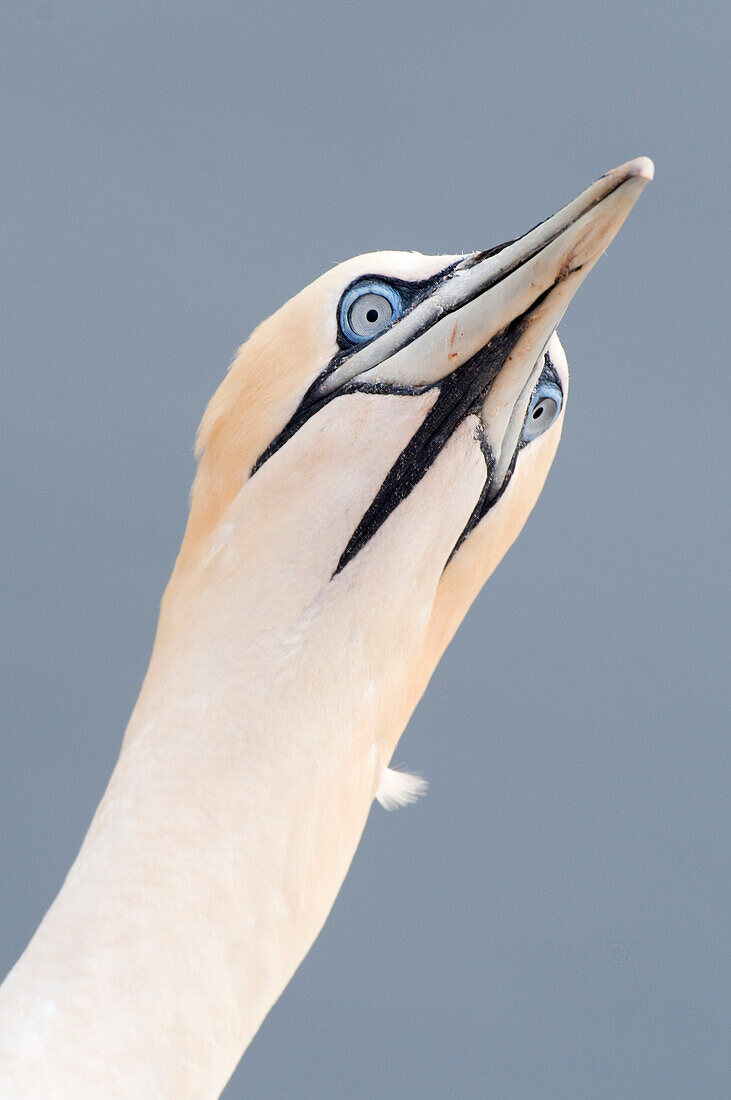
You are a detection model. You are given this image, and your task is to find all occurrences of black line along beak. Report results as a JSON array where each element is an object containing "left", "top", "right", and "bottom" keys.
[{"left": 333, "top": 157, "right": 654, "bottom": 573}]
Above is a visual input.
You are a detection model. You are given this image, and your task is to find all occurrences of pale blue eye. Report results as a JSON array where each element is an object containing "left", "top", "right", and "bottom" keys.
[
  {"left": 339, "top": 280, "right": 403, "bottom": 343},
  {"left": 522, "top": 381, "right": 563, "bottom": 441}
]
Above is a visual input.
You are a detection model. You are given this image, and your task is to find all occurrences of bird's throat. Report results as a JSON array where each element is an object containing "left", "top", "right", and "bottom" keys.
[{"left": 0, "top": 389, "right": 490, "bottom": 1098}]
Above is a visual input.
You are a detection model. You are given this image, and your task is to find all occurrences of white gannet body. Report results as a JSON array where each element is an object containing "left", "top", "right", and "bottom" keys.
[{"left": 0, "top": 158, "right": 653, "bottom": 1098}]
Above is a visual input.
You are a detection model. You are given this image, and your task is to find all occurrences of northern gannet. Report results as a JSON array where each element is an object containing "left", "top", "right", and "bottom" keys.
[{"left": 0, "top": 157, "right": 653, "bottom": 1098}]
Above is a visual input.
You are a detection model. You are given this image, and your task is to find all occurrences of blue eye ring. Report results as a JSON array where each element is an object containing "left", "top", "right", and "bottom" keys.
[
  {"left": 339, "top": 280, "right": 403, "bottom": 344},
  {"left": 522, "top": 380, "right": 563, "bottom": 442}
]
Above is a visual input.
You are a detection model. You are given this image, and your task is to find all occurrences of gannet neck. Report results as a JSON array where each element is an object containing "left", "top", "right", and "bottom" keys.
[
  {"left": 0, "top": 689, "right": 377, "bottom": 1098},
  {"left": 0, "top": 394, "right": 489, "bottom": 1098}
]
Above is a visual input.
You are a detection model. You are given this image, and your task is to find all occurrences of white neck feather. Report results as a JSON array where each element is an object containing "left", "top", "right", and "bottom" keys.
[{"left": 0, "top": 395, "right": 488, "bottom": 1098}]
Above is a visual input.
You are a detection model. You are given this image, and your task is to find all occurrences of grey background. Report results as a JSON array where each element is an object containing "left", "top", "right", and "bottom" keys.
[{"left": 1, "top": 2, "right": 728, "bottom": 1097}]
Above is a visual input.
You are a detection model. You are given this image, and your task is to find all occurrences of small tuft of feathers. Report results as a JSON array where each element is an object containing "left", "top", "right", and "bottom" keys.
[{"left": 376, "top": 767, "right": 428, "bottom": 811}]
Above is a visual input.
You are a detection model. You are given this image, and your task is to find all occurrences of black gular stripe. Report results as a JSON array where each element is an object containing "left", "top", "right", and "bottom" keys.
[{"left": 334, "top": 321, "right": 527, "bottom": 575}]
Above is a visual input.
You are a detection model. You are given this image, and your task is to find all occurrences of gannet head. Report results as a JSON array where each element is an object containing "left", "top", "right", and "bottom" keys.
[{"left": 171, "top": 157, "right": 652, "bottom": 718}]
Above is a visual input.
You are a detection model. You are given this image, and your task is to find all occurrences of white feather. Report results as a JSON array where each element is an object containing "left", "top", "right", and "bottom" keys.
[{"left": 376, "top": 767, "right": 428, "bottom": 811}]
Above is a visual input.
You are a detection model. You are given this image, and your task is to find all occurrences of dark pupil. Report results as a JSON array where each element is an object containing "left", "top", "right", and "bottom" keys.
[
  {"left": 532, "top": 404, "right": 544, "bottom": 420},
  {"left": 366, "top": 308, "right": 379, "bottom": 323}
]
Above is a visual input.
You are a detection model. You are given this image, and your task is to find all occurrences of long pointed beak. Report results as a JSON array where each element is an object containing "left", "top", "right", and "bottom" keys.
[
  {"left": 446, "top": 156, "right": 655, "bottom": 496},
  {"left": 364, "top": 155, "right": 653, "bottom": 386},
  {"left": 319, "top": 156, "right": 653, "bottom": 415},
  {"left": 338, "top": 155, "right": 653, "bottom": 492}
]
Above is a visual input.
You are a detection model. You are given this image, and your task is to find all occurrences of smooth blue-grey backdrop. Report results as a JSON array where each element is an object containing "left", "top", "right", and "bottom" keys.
[{"left": 1, "top": 2, "right": 728, "bottom": 1097}]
